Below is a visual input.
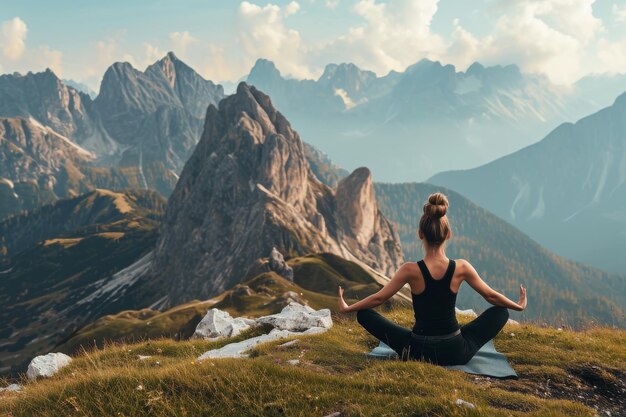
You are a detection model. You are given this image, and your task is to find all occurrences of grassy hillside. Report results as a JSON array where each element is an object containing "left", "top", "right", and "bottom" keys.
[
  {"left": 0, "top": 190, "right": 166, "bottom": 375},
  {"left": 57, "top": 253, "right": 404, "bottom": 356},
  {"left": 374, "top": 182, "right": 626, "bottom": 328},
  {"left": 0, "top": 305, "right": 623, "bottom": 416}
]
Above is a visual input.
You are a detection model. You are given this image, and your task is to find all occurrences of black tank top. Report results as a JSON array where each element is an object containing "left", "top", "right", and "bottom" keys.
[{"left": 411, "top": 259, "right": 459, "bottom": 336}]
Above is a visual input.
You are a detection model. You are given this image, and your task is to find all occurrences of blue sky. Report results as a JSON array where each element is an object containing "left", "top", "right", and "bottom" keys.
[{"left": 1, "top": 0, "right": 626, "bottom": 91}]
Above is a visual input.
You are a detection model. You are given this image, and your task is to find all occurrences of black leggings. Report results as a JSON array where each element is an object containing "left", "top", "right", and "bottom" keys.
[{"left": 356, "top": 306, "right": 509, "bottom": 366}]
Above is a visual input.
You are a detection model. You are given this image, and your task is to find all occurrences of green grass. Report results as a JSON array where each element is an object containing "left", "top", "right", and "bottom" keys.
[{"left": 1, "top": 306, "right": 623, "bottom": 417}]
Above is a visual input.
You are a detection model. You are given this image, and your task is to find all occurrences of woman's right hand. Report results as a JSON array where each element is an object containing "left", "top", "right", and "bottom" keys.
[{"left": 517, "top": 284, "right": 527, "bottom": 311}]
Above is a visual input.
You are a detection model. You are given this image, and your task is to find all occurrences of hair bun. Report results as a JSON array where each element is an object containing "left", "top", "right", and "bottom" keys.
[{"left": 423, "top": 192, "right": 448, "bottom": 218}]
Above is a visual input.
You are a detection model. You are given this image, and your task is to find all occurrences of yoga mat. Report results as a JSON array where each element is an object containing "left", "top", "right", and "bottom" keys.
[{"left": 367, "top": 339, "right": 517, "bottom": 379}]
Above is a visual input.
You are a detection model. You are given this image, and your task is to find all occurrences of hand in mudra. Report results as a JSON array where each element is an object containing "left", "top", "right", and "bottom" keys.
[
  {"left": 337, "top": 286, "right": 350, "bottom": 313},
  {"left": 518, "top": 284, "right": 527, "bottom": 311}
]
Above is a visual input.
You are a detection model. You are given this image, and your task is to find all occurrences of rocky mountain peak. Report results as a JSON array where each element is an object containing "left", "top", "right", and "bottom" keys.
[
  {"left": 151, "top": 83, "right": 403, "bottom": 306},
  {"left": 247, "top": 59, "right": 283, "bottom": 87},
  {"left": 335, "top": 167, "right": 377, "bottom": 246}
]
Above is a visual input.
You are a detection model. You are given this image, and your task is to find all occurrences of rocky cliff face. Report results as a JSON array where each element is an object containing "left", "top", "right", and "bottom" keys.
[
  {"left": 152, "top": 82, "right": 404, "bottom": 306},
  {"left": 94, "top": 52, "right": 224, "bottom": 172}
]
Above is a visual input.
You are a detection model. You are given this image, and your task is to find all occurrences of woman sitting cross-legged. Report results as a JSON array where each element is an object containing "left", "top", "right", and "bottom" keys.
[{"left": 337, "top": 192, "right": 527, "bottom": 366}]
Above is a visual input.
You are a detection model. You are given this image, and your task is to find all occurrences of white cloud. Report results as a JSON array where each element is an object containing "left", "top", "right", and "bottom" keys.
[
  {"left": 285, "top": 1, "right": 300, "bottom": 16},
  {"left": 314, "top": 0, "right": 445, "bottom": 75},
  {"left": 237, "top": 1, "right": 310, "bottom": 78},
  {"left": 38, "top": 46, "right": 63, "bottom": 76},
  {"left": 141, "top": 42, "right": 164, "bottom": 67},
  {"left": 439, "top": 0, "right": 606, "bottom": 84},
  {"left": 325, "top": 0, "right": 339, "bottom": 9},
  {"left": 1, "top": 17, "right": 27, "bottom": 60},
  {"left": 169, "top": 31, "right": 198, "bottom": 58},
  {"left": 613, "top": 4, "right": 626, "bottom": 22}
]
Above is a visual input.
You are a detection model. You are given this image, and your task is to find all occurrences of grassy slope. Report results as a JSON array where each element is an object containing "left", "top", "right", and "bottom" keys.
[
  {"left": 0, "top": 306, "right": 623, "bottom": 417},
  {"left": 57, "top": 253, "right": 401, "bottom": 355}
]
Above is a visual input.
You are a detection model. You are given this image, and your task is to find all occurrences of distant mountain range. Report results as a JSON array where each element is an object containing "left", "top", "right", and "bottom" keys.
[
  {"left": 429, "top": 91, "right": 626, "bottom": 274},
  {"left": 246, "top": 58, "right": 626, "bottom": 182}
]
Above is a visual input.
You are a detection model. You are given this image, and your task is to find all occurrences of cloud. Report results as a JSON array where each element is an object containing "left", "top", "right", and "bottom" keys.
[
  {"left": 237, "top": 1, "right": 310, "bottom": 78},
  {"left": 169, "top": 31, "right": 198, "bottom": 57},
  {"left": 1, "top": 17, "right": 27, "bottom": 60},
  {"left": 285, "top": 1, "right": 300, "bottom": 16},
  {"left": 440, "top": 0, "right": 605, "bottom": 84},
  {"left": 314, "top": 0, "right": 445, "bottom": 75},
  {"left": 325, "top": 0, "right": 339, "bottom": 9},
  {"left": 613, "top": 4, "right": 626, "bottom": 22},
  {"left": 39, "top": 46, "right": 63, "bottom": 76}
]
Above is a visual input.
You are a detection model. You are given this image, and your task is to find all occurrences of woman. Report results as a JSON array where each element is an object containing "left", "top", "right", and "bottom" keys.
[{"left": 337, "top": 192, "right": 527, "bottom": 366}]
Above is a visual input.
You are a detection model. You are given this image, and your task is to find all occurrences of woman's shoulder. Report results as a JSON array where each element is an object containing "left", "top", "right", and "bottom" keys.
[{"left": 453, "top": 258, "right": 472, "bottom": 276}]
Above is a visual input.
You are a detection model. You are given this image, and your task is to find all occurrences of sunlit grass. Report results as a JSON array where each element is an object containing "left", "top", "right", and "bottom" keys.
[{"left": 1, "top": 306, "right": 623, "bottom": 417}]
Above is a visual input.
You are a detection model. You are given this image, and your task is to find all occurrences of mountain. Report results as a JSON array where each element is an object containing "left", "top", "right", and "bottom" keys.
[
  {"left": 245, "top": 58, "right": 602, "bottom": 182},
  {"left": 0, "top": 116, "right": 177, "bottom": 219},
  {"left": 428, "top": 91, "right": 626, "bottom": 274},
  {"left": 148, "top": 82, "right": 404, "bottom": 307},
  {"left": 0, "top": 52, "right": 224, "bottom": 219},
  {"left": 0, "top": 189, "right": 166, "bottom": 374},
  {"left": 94, "top": 52, "right": 224, "bottom": 172},
  {"left": 63, "top": 79, "right": 98, "bottom": 99}
]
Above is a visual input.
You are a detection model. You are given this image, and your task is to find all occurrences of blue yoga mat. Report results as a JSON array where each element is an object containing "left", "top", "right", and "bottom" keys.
[{"left": 367, "top": 339, "right": 517, "bottom": 379}]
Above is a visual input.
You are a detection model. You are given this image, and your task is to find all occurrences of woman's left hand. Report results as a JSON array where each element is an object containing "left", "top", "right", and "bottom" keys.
[{"left": 338, "top": 286, "right": 350, "bottom": 313}]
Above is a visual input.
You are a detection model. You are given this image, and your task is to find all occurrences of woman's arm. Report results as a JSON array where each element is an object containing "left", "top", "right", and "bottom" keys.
[
  {"left": 458, "top": 259, "right": 527, "bottom": 311},
  {"left": 338, "top": 263, "right": 413, "bottom": 313}
]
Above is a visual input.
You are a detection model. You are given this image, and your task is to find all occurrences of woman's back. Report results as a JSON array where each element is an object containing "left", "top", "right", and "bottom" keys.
[{"left": 411, "top": 258, "right": 459, "bottom": 336}]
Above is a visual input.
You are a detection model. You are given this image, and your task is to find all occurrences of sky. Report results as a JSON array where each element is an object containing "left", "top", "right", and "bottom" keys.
[{"left": 1, "top": 0, "right": 626, "bottom": 92}]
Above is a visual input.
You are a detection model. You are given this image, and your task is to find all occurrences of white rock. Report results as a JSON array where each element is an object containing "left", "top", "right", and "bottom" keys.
[
  {"left": 256, "top": 302, "right": 333, "bottom": 331},
  {"left": 455, "top": 398, "right": 476, "bottom": 409},
  {"left": 0, "top": 384, "right": 22, "bottom": 392},
  {"left": 507, "top": 319, "right": 520, "bottom": 325},
  {"left": 455, "top": 307, "right": 477, "bottom": 317},
  {"left": 192, "top": 308, "right": 256, "bottom": 340},
  {"left": 279, "top": 340, "right": 299, "bottom": 347},
  {"left": 26, "top": 352, "right": 72, "bottom": 380},
  {"left": 137, "top": 355, "right": 152, "bottom": 360},
  {"left": 287, "top": 359, "right": 300, "bottom": 365},
  {"left": 197, "top": 327, "right": 330, "bottom": 360}
]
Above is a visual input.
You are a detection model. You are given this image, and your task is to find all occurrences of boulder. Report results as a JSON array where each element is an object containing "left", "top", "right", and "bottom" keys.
[
  {"left": 197, "top": 327, "right": 328, "bottom": 360},
  {"left": 256, "top": 302, "right": 333, "bottom": 331},
  {"left": 26, "top": 352, "right": 72, "bottom": 380},
  {"left": 192, "top": 308, "right": 256, "bottom": 340},
  {"left": 269, "top": 247, "right": 294, "bottom": 281},
  {"left": 0, "top": 384, "right": 22, "bottom": 392}
]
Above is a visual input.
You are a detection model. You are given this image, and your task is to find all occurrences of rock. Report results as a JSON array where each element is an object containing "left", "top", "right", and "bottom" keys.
[
  {"left": 196, "top": 304, "right": 331, "bottom": 360},
  {"left": 26, "top": 352, "right": 72, "bottom": 380},
  {"left": 507, "top": 319, "right": 520, "bottom": 325},
  {"left": 192, "top": 309, "right": 256, "bottom": 340},
  {"left": 286, "top": 359, "right": 300, "bottom": 365},
  {"left": 256, "top": 302, "right": 333, "bottom": 331},
  {"left": 455, "top": 399, "right": 476, "bottom": 409},
  {"left": 0, "top": 384, "right": 22, "bottom": 393},
  {"left": 279, "top": 340, "right": 299, "bottom": 347},
  {"left": 137, "top": 355, "right": 152, "bottom": 360},
  {"left": 455, "top": 307, "right": 477, "bottom": 317},
  {"left": 269, "top": 247, "right": 294, "bottom": 281},
  {"left": 323, "top": 413, "right": 342, "bottom": 417}
]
